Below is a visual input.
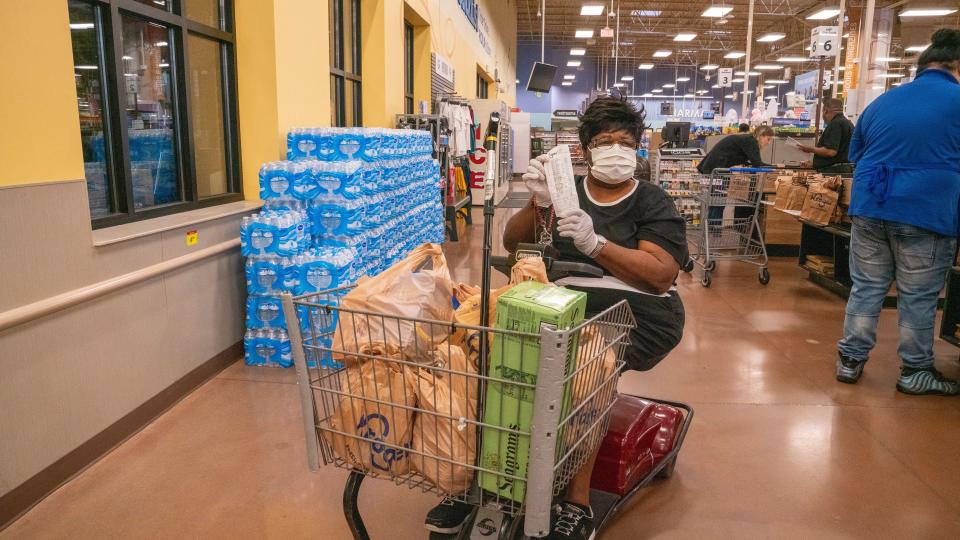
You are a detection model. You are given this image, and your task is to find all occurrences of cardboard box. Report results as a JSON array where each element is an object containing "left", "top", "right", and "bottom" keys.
[{"left": 478, "top": 281, "right": 586, "bottom": 503}]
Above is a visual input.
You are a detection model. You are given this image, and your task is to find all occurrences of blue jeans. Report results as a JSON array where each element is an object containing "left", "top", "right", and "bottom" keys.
[{"left": 838, "top": 216, "right": 956, "bottom": 368}]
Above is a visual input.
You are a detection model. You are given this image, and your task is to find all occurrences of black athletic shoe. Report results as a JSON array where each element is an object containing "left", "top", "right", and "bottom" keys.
[
  {"left": 836, "top": 353, "right": 865, "bottom": 384},
  {"left": 544, "top": 501, "right": 595, "bottom": 540},
  {"left": 896, "top": 366, "right": 960, "bottom": 396},
  {"left": 424, "top": 497, "right": 473, "bottom": 534}
]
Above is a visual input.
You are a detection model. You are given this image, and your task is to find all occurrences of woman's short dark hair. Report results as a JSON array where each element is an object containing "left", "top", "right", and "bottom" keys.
[
  {"left": 578, "top": 96, "right": 647, "bottom": 150},
  {"left": 918, "top": 29, "right": 960, "bottom": 71},
  {"left": 754, "top": 125, "right": 774, "bottom": 138}
]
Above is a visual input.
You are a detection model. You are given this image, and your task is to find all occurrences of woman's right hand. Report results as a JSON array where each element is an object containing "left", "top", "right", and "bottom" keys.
[{"left": 522, "top": 155, "right": 552, "bottom": 207}]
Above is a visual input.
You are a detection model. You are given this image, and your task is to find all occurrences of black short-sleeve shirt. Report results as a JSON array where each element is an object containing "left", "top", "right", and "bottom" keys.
[
  {"left": 551, "top": 178, "right": 689, "bottom": 272},
  {"left": 812, "top": 114, "right": 854, "bottom": 170}
]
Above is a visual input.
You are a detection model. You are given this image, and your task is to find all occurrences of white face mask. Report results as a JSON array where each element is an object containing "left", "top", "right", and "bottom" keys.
[{"left": 589, "top": 144, "right": 637, "bottom": 185}]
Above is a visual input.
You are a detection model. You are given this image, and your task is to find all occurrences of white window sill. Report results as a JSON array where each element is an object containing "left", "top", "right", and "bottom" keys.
[{"left": 92, "top": 200, "right": 263, "bottom": 247}]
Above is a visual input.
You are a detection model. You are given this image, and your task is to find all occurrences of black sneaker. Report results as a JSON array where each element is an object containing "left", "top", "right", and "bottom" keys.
[
  {"left": 836, "top": 352, "right": 865, "bottom": 384},
  {"left": 545, "top": 501, "right": 595, "bottom": 540},
  {"left": 424, "top": 497, "right": 473, "bottom": 534},
  {"left": 896, "top": 366, "right": 960, "bottom": 396}
]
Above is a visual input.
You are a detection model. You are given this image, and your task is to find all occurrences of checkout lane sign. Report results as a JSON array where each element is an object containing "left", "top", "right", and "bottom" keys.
[
  {"left": 810, "top": 26, "right": 840, "bottom": 59},
  {"left": 718, "top": 68, "right": 733, "bottom": 88}
]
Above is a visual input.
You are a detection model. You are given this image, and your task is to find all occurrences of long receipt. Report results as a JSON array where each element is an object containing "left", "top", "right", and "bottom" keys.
[{"left": 543, "top": 144, "right": 580, "bottom": 216}]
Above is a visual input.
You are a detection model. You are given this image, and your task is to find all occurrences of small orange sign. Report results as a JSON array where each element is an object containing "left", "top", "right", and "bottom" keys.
[{"left": 186, "top": 230, "right": 199, "bottom": 246}]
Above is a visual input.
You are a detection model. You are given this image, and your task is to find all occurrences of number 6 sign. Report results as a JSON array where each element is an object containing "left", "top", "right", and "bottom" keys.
[{"left": 810, "top": 26, "right": 839, "bottom": 59}]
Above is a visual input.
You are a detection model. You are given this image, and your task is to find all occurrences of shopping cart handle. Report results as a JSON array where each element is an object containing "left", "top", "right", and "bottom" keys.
[{"left": 727, "top": 167, "right": 775, "bottom": 173}]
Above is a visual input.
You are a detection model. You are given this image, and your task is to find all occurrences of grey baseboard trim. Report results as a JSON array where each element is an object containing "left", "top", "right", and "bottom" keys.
[{"left": 0, "top": 341, "right": 242, "bottom": 531}]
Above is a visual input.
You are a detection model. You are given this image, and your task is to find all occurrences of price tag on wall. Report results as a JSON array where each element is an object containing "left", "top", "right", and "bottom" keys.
[
  {"left": 810, "top": 26, "right": 839, "bottom": 59},
  {"left": 718, "top": 68, "right": 733, "bottom": 88}
]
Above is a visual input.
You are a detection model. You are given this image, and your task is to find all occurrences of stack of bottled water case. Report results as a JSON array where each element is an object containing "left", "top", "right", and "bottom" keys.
[{"left": 240, "top": 127, "right": 444, "bottom": 368}]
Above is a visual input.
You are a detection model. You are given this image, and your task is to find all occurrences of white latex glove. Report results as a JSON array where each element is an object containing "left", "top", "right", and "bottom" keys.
[
  {"left": 557, "top": 209, "right": 599, "bottom": 256},
  {"left": 521, "top": 155, "right": 552, "bottom": 207}
]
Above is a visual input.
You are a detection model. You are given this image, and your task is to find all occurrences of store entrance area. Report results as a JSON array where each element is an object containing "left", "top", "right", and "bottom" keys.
[{"left": 5, "top": 204, "right": 960, "bottom": 539}]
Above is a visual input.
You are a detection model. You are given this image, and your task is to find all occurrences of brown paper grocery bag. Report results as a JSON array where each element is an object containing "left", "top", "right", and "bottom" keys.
[
  {"left": 800, "top": 182, "right": 840, "bottom": 225},
  {"left": 727, "top": 174, "right": 753, "bottom": 202},
  {"left": 785, "top": 185, "right": 808, "bottom": 211}
]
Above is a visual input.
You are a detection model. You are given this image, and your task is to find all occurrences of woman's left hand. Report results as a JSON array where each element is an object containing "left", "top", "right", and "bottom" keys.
[{"left": 557, "top": 209, "right": 599, "bottom": 255}]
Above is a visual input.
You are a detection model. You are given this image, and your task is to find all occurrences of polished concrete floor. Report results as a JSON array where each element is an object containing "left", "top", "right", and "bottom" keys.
[{"left": 5, "top": 204, "right": 960, "bottom": 540}]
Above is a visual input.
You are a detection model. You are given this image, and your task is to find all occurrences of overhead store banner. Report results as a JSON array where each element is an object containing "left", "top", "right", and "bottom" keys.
[{"left": 794, "top": 70, "right": 819, "bottom": 100}]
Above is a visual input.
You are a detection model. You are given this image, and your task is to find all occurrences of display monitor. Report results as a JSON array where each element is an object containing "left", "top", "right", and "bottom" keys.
[
  {"left": 662, "top": 122, "right": 691, "bottom": 148},
  {"left": 526, "top": 62, "right": 558, "bottom": 93},
  {"left": 702, "top": 110, "right": 715, "bottom": 120}
]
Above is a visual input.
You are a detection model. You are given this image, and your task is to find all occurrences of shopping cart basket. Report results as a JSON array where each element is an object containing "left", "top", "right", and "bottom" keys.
[
  {"left": 686, "top": 167, "right": 772, "bottom": 287},
  {"left": 280, "top": 289, "right": 636, "bottom": 539}
]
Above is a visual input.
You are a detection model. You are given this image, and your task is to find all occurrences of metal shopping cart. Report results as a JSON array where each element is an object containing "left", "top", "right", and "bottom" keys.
[
  {"left": 280, "top": 288, "right": 636, "bottom": 539},
  {"left": 686, "top": 167, "right": 772, "bottom": 287}
]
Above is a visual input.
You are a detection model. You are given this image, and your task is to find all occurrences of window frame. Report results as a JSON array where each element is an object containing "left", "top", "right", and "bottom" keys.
[
  {"left": 329, "top": 0, "right": 362, "bottom": 127},
  {"left": 476, "top": 71, "right": 489, "bottom": 99},
  {"left": 70, "top": 0, "right": 242, "bottom": 230},
  {"left": 403, "top": 21, "right": 414, "bottom": 114}
]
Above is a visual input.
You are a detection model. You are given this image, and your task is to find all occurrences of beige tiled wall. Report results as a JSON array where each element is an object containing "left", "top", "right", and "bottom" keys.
[{"left": 0, "top": 180, "right": 248, "bottom": 495}]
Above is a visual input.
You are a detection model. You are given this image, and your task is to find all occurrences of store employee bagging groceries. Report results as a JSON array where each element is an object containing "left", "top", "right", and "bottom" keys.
[{"left": 423, "top": 96, "right": 687, "bottom": 540}]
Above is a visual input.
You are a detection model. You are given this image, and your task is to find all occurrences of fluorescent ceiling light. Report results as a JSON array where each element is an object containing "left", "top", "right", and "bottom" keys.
[
  {"left": 642, "top": 93, "right": 655, "bottom": 97},
  {"left": 702, "top": 6, "right": 733, "bottom": 17},
  {"left": 724, "top": 94, "right": 735, "bottom": 98},
  {"left": 701, "top": 64, "right": 719, "bottom": 71},
  {"left": 755, "top": 64, "right": 783, "bottom": 70},
  {"left": 749, "top": 72, "right": 760, "bottom": 76},
  {"left": 877, "top": 73, "right": 904, "bottom": 78},
  {"left": 653, "top": 50, "right": 672, "bottom": 58},
  {"left": 571, "top": 48, "right": 586, "bottom": 56},
  {"left": 785, "top": 91, "right": 796, "bottom": 95},
  {"left": 683, "top": 93, "right": 695, "bottom": 98},
  {"left": 696, "top": 90, "right": 709, "bottom": 94},
  {"left": 676, "top": 77, "right": 690, "bottom": 82},
  {"left": 674, "top": 33, "right": 697, "bottom": 42},
  {"left": 581, "top": 4, "right": 605, "bottom": 16},
  {"left": 122, "top": 55, "right": 133, "bottom": 60},
  {"left": 724, "top": 51, "right": 746, "bottom": 59},
  {"left": 757, "top": 33, "right": 785, "bottom": 42},
  {"left": 652, "top": 89, "right": 663, "bottom": 93},
  {"left": 156, "top": 41, "right": 168, "bottom": 47},
  {"left": 763, "top": 85, "right": 775, "bottom": 89},
  {"left": 778, "top": 56, "right": 807, "bottom": 63},
  {"left": 731, "top": 78, "right": 744, "bottom": 83},
  {"left": 663, "top": 83, "right": 676, "bottom": 88},
  {"left": 807, "top": 8, "right": 841, "bottom": 20},
  {"left": 567, "top": 61, "right": 581, "bottom": 67},
  {"left": 638, "top": 63, "right": 655, "bottom": 69},
  {"left": 613, "top": 83, "right": 626, "bottom": 87},
  {"left": 575, "top": 29, "right": 594, "bottom": 38},
  {"left": 561, "top": 81, "right": 573, "bottom": 86},
  {"left": 837, "top": 66, "right": 845, "bottom": 71},
  {"left": 892, "top": 82, "right": 903, "bottom": 87},
  {"left": 159, "top": 63, "right": 169, "bottom": 67},
  {"left": 632, "top": 10, "right": 661, "bottom": 16},
  {"left": 745, "top": 90, "right": 754, "bottom": 94},
  {"left": 767, "top": 79, "right": 789, "bottom": 84},
  {"left": 711, "top": 84, "right": 720, "bottom": 88},
  {"left": 876, "top": 56, "right": 901, "bottom": 62},
  {"left": 900, "top": 8, "right": 957, "bottom": 17},
  {"left": 74, "top": 65, "right": 98, "bottom": 70},
  {"left": 70, "top": 23, "right": 95, "bottom": 30},
  {"left": 906, "top": 45, "right": 929, "bottom": 53},
  {"left": 563, "top": 74, "right": 576, "bottom": 80},
  {"left": 621, "top": 75, "right": 634, "bottom": 81}
]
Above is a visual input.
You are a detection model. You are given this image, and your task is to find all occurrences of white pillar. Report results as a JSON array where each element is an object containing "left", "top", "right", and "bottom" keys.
[{"left": 742, "top": 0, "right": 756, "bottom": 117}]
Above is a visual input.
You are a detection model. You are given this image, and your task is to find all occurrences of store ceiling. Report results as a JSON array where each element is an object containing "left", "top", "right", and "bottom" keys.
[{"left": 516, "top": 0, "right": 960, "bottom": 72}]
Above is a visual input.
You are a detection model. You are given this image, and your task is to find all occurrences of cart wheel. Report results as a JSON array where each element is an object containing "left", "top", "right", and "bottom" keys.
[
  {"left": 759, "top": 268, "right": 770, "bottom": 285},
  {"left": 656, "top": 457, "right": 678, "bottom": 479},
  {"left": 704, "top": 260, "right": 716, "bottom": 272},
  {"left": 701, "top": 273, "right": 712, "bottom": 287},
  {"left": 682, "top": 259, "right": 695, "bottom": 273}
]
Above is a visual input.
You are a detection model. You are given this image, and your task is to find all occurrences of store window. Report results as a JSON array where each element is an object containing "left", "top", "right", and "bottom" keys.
[
  {"left": 67, "top": 0, "right": 241, "bottom": 228},
  {"left": 404, "top": 21, "right": 414, "bottom": 114},
  {"left": 330, "top": 0, "right": 362, "bottom": 127},
  {"left": 476, "top": 72, "right": 489, "bottom": 99}
]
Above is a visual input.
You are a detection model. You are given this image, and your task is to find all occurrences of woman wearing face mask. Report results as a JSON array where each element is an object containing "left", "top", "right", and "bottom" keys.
[{"left": 498, "top": 96, "right": 687, "bottom": 540}]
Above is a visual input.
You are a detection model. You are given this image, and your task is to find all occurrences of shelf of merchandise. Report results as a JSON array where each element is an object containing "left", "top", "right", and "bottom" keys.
[
  {"left": 535, "top": 129, "right": 586, "bottom": 167},
  {"left": 654, "top": 149, "right": 705, "bottom": 226}
]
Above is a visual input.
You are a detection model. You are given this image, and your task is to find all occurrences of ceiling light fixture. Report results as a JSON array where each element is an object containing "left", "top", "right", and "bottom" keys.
[
  {"left": 701, "top": 64, "right": 719, "bottom": 71},
  {"left": 613, "top": 83, "right": 626, "bottom": 87},
  {"left": 156, "top": 41, "right": 168, "bottom": 47},
  {"left": 724, "top": 51, "right": 746, "bottom": 59},
  {"left": 70, "top": 23, "right": 95, "bottom": 30},
  {"left": 757, "top": 33, "right": 786, "bottom": 42},
  {"left": 638, "top": 63, "right": 655, "bottom": 69},
  {"left": 74, "top": 65, "right": 98, "bottom": 70},
  {"left": 575, "top": 29, "right": 594, "bottom": 38},
  {"left": 905, "top": 44, "right": 929, "bottom": 53},
  {"left": 567, "top": 60, "right": 581, "bottom": 67},
  {"left": 702, "top": 6, "right": 733, "bottom": 18},
  {"left": 731, "top": 78, "right": 745, "bottom": 83},
  {"left": 570, "top": 48, "right": 586, "bottom": 55},
  {"left": 563, "top": 74, "right": 576, "bottom": 80},
  {"left": 778, "top": 56, "right": 808, "bottom": 63},
  {"left": 696, "top": 89, "right": 709, "bottom": 94},
  {"left": 711, "top": 84, "right": 720, "bottom": 88},
  {"left": 755, "top": 64, "right": 783, "bottom": 70},
  {"left": 683, "top": 93, "right": 695, "bottom": 98},
  {"left": 580, "top": 4, "right": 605, "bottom": 16},
  {"left": 676, "top": 76, "right": 690, "bottom": 82},
  {"left": 561, "top": 81, "right": 573, "bottom": 86},
  {"left": 653, "top": 50, "right": 672, "bottom": 58},
  {"left": 674, "top": 33, "right": 697, "bottom": 41},
  {"left": 806, "top": 8, "right": 841, "bottom": 20},
  {"left": 159, "top": 62, "right": 170, "bottom": 67},
  {"left": 900, "top": 8, "right": 958, "bottom": 17},
  {"left": 876, "top": 56, "right": 901, "bottom": 62},
  {"left": 663, "top": 83, "right": 676, "bottom": 88},
  {"left": 724, "top": 94, "right": 735, "bottom": 98},
  {"left": 621, "top": 75, "right": 634, "bottom": 81},
  {"left": 767, "top": 79, "right": 789, "bottom": 84},
  {"left": 642, "top": 93, "right": 655, "bottom": 97},
  {"left": 877, "top": 73, "right": 905, "bottom": 78},
  {"left": 652, "top": 89, "right": 663, "bottom": 93},
  {"left": 763, "top": 85, "right": 775, "bottom": 89}
]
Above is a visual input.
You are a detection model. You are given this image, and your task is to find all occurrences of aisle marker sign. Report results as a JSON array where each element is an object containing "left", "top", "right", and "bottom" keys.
[
  {"left": 186, "top": 230, "right": 198, "bottom": 246},
  {"left": 810, "top": 26, "right": 839, "bottom": 59},
  {"left": 718, "top": 68, "right": 733, "bottom": 88}
]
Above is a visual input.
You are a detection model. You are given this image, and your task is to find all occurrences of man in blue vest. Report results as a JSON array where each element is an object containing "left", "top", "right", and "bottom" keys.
[{"left": 836, "top": 29, "right": 960, "bottom": 395}]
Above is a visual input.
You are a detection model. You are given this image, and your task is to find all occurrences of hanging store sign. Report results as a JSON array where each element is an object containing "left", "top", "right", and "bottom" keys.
[
  {"left": 553, "top": 109, "right": 579, "bottom": 118},
  {"left": 718, "top": 68, "right": 733, "bottom": 88},
  {"left": 434, "top": 53, "right": 455, "bottom": 85},
  {"left": 810, "top": 26, "right": 840, "bottom": 58}
]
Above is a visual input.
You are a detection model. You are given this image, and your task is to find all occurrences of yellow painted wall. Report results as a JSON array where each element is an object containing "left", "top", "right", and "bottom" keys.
[
  {"left": 0, "top": 1, "right": 84, "bottom": 185},
  {"left": 273, "top": 0, "right": 332, "bottom": 143}
]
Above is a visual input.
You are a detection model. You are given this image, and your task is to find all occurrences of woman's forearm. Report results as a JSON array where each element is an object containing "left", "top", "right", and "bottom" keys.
[
  {"left": 594, "top": 242, "right": 678, "bottom": 294},
  {"left": 503, "top": 202, "right": 538, "bottom": 252}
]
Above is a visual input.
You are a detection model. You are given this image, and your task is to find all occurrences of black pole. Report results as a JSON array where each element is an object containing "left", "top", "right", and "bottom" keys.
[{"left": 478, "top": 112, "right": 500, "bottom": 338}]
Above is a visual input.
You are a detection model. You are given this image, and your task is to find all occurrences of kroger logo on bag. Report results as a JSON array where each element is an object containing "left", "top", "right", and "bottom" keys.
[{"left": 356, "top": 413, "right": 409, "bottom": 472}]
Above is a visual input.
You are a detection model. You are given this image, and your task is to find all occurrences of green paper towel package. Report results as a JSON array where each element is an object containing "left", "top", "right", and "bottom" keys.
[{"left": 477, "top": 281, "right": 587, "bottom": 503}]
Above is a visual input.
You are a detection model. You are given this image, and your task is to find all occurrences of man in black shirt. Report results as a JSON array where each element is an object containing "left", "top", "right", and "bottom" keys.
[{"left": 798, "top": 98, "right": 854, "bottom": 172}]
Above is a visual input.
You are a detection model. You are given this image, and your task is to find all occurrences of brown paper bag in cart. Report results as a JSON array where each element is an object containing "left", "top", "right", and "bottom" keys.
[
  {"left": 326, "top": 360, "right": 418, "bottom": 476},
  {"left": 410, "top": 345, "right": 478, "bottom": 494},
  {"left": 726, "top": 173, "right": 753, "bottom": 203},
  {"left": 333, "top": 243, "right": 454, "bottom": 366},
  {"left": 564, "top": 325, "right": 618, "bottom": 448}
]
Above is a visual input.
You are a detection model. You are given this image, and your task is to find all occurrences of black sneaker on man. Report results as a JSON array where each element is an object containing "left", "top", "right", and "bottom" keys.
[
  {"left": 835, "top": 352, "right": 865, "bottom": 384},
  {"left": 896, "top": 366, "right": 960, "bottom": 396},
  {"left": 424, "top": 497, "right": 473, "bottom": 534},
  {"left": 543, "top": 501, "right": 596, "bottom": 540}
]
